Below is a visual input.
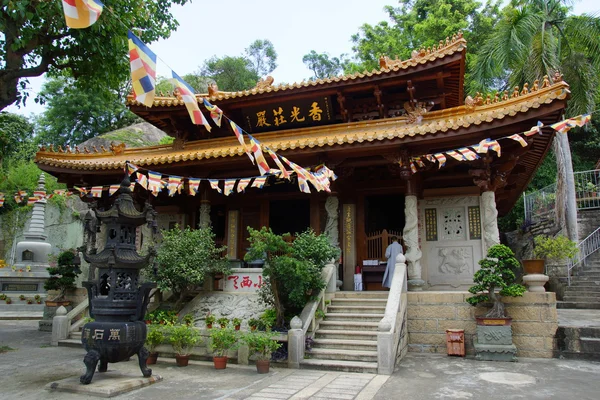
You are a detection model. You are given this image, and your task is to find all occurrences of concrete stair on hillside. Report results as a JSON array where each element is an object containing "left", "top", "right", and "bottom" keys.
[
  {"left": 302, "top": 291, "right": 387, "bottom": 373},
  {"left": 558, "top": 254, "right": 600, "bottom": 310},
  {"left": 556, "top": 326, "right": 600, "bottom": 360}
]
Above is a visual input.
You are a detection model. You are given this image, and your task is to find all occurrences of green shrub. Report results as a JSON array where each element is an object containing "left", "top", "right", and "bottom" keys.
[
  {"left": 145, "top": 310, "right": 178, "bottom": 325},
  {"left": 242, "top": 331, "right": 282, "bottom": 361},
  {"left": 217, "top": 317, "right": 229, "bottom": 327},
  {"left": 533, "top": 235, "right": 578, "bottom": 264},
  {"left": 146, "top": 325, "right": 165, "bottom": 353},
  {"left": 44, "top": 249, "right": 81, "bottom": 300},
  {"left": 205, "top": 313, "right": 216, "bottom": 325},
  {"left": 168, "top": 324, "right": 200, "bottom": 356},
  {"left": 208, "top": 327, "right": 239, "bottom": 357}
]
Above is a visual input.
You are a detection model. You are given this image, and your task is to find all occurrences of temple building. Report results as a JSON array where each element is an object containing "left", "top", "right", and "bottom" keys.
[{"left": 35, "top": 33, "right": 569, "bottom": 292}]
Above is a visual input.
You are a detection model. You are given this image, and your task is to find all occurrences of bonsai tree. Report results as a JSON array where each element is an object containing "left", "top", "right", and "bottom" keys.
[
  {"left": 242, "top": 330, "right": 282, "bottom": 361},
  {"left": 466, "top": 244, "right": 526, "bottom": 318},
  {"left": 44, "top": 249, "right": 81, "bottom": 301},
  {"left": 533, "top": 235, "right": 578, "bottom": 265},
  {"left": 245, "top": 227, "right": 339, "bottom": 328},
  {"left": 208, "top": 327, "right": 239, "bottom": 357},
  {"left": 168, "top": 324, "right": 201, "bottom": 356},
  {"left": 152, "top": 227, "right": 230, "bottom": 308}
]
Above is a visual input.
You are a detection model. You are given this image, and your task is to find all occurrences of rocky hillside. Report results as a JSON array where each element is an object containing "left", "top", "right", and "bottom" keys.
[{"left": 79, "top": 122, "right": 169, "bottom": 149}]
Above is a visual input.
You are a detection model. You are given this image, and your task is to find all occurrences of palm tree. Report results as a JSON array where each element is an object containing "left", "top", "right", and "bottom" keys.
[{"left": 470, "top": 0, "right": 600, "bottom": 241}]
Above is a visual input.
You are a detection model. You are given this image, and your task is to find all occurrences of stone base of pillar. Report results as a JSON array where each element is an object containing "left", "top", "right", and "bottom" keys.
[
  {"left": 408, "top": 279, "right": 425, "bottom": 291},
  {"left": 522, "top": 274, "right": 549, "bottom": 292},
  {"left": 336, "top": 280, "right": 343, "bottom": 291}
]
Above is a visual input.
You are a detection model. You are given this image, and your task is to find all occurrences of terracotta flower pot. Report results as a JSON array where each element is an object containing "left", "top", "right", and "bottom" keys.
[
  {"left": 235, "top": 325, "right": 240, "bottom": 331},
  {"left": 256, "top": 359, "right": 270, "bottom": 374},
  {"left": 475, "top": 316, "right": 512, "bottom": 326},
  {"left": 206, "top": 323, "right": 212, "bottom": 329},
  {"left": 147, "top": 352, "right": 158, "bottom": 365},
  {"left": 213, "top": 356, "right": 228, "bottom": 369},
  {"left": 175, "top": 354, "right": 189, "bottom": 367},
  {"left": 45, "top": 300, "right": 71, "bottom": 307},
  {"left": 522, "top": 259, "right": 545, "bottom": 275},
  {"left": 250, "top": 326, "right": 257, "bottom": 332}
]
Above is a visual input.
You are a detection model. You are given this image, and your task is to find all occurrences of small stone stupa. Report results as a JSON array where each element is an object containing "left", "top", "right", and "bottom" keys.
[{"left": 0, "top": 173, "right": 51, "bottom": 304}]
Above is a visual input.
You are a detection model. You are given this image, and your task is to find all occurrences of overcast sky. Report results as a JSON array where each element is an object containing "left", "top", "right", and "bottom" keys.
[{"left": 6, "top": 0, "right": 598, "bottom": 118}]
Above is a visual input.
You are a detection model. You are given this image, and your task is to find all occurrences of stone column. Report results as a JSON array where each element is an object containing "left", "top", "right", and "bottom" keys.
[
  {"left": 341, "top": 203, "right": 356, "bottom": 291},
  {"left": 481, "top": 191, "right": 500, "bottom": 252},
  {"left": 198, "top": 200, "right": 211, "bottom": 229},
  {"left": 287, "top": 316, "right": 304, "bottom": 369},
  {"left": 403, "top": 194, "right": 424, "bottom": 291},
  {"left": 324, "top": 196, "right": 342, "bottom": 289},
  {"left": 226, "top": 210, "right": 239, "bottom": 260}
]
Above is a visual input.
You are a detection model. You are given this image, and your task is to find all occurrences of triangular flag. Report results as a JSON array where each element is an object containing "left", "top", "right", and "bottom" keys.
[
  {"left": 167, "top": 176, "right": 183, "bottom": 196},
  {"left": 224, "top": 179, "right": 236, "bottom": 196},
  {"left": 433, "top": 153, "right": 446, "bottom": 168},
  {"left": 127, "top": 31, "right": 157, "bottom": 107},
  {"left": 27, "top": 197, "right": 38, "bottom": 206},
  {"left": 524, "top": 121, "right": 544, "bottom": 136},
  {"left": 265, "top": 147, "right": 290, "bottom": 179},
  {"left": 230, "top": 121, "right": 254, "bottom": 164},
  {"left": 127, "top": 163, "right": 139, "bottom": 176},
  {"left": 251, "top": 176, "right": 267, "bottom": 188},
  {"left": 446, "top": 150, "right": 465, "bottom": 162},
  {"left": 247, "top": 135, "right": 270, "bottom": 175},
  {"left": 209, "top": 179, "right": 222, "bottom": 193},
  {"left": 91, "top": 186, "right": 103, "bottom": 198},
  {"left": 171, "top": 71, "right": 212, "bottom": 131},
  {"left": 188, "top": 178, "right": 201, "bottom": 196},
  {"left": 61, "top": 0, "right": 104, "bottom": 29},
  {"left": 297, "top": 175, "right": 311, "bottom": 193},
  {"left": 33, "top": 190, "right": 46, "bottom": 199},
  {"left": 457, "top": 147, "right": 478, "bottom": 161},
  {"left": 136, "top": 172, "right": 148, "bottom": 190},
  {"left": 237, "top": 178, "right": 252, "bottom": 193},
  {"left": 508, "top": 134, "right": 528, "bottom": 147},
  {"left": 410, "top": 161, "right": 417, "bottom": 174},
  {"left": 109, "top": 184, "right": 120, "bottom": 196},
  {"left": 203, "top": 98, "right": 223, "bottom": 127},
  {"left": 147, "top": 171, "right": 164, "bottom": 196}
]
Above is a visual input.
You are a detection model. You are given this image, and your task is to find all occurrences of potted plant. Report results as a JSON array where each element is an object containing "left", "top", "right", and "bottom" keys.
[
  {"left": 182, "top": 313, "right": 195, "bottom": 326},
  {"left": 19, "top": 294, "right": 26, "bottom": 301},
  {"left": 217, "top": 317, "right": 229, "bottom": 328},
  {"left": 26, "top": 298, "right": 33, "bottom": 304},
  {"left": 533, "top": 235, "right": 578, "bottom": 267},
  {"left": 5, "top": 297, "right": 12, "bottom": 304},
  {"left": 232, "top": 318, "right": 242, "bottom": 331},
  {"left": 208, "top": 327, "right": 239, "bottom": 369},
  {"left": 466, "top": 244, "right": 526, "bottom": 321},
  {"left": 0, "top": 294, "right": 6, "bottom": 301},
  {"left": 248, "top": 318, "right": 259, "bottom": 331},
  {"left": 242, "top": 331, "right": 282, "bottom": 373},
  {"left": 168, "top": 324, "right": 200, "bottom": 367},
  {"left": 44, "top": 249, "right": 81, "bottom": 306},
  {"left": 205, "top": 313, "right": 215, "bottom": 329},
  {"left": 145, "top": 325, "right": 165, "bottom": 365}
]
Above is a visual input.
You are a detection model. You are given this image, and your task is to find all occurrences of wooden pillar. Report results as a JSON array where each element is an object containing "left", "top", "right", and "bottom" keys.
[
  {"left": 310, "top": 195, "right": 320, "bottom": 234},
  {"left": 226, "top": 210, "right": 239, "bottom": 259},
  {"left": 259, "top": 199, "right": 269, "bottom": 229},
  {"left": 342, "top": 203, "right": 356, "bottom": 291}
]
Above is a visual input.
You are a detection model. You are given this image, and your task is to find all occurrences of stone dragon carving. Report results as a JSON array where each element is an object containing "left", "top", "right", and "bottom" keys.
[{"left": 402, "top": 196, "right": 422, "bottom": 285}]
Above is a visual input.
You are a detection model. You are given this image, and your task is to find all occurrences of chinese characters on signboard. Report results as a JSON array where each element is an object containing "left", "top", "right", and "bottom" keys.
[
  {"left": 223, "top": 270, "right": 263, "bottom": 293},
  {"left": 243, "top": 97, "right": 333, "bottom": 133}
]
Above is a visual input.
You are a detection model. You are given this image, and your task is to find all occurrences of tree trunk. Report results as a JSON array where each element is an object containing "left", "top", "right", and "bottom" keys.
[
  {"left": 554, "top": 134, "right": 579, "bottom": 242},
  {"left": 270, "top": 277, "right": 286, "bottom": 328},
  {"left": 486, "top": 286, "right": 506, "bottom": 318}
]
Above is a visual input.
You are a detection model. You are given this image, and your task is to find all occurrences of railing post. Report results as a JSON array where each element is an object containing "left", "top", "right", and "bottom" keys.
[
  {"left": 51, "top": 306, "right": 69, "bottom": 346},
  {"left": 288, "top": 316, "right": 304, "bottom": 369}
]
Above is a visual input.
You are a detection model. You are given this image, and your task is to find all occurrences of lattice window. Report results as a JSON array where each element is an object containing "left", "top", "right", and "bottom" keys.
[
  {"left": 115, "top": 272, "right": 137, "bottom": 290},
  {"left": 468, "top": 206, "right": 482, "bottom": 240},
  {"left": 425, "top": 209, "right": 438, "bottom": 241},
  {"left": 441, "top": 208, "right": 465, "bottom": 241}
]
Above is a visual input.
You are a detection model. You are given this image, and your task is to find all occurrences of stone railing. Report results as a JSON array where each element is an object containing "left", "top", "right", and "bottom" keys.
[
  {"left": 51, "top": 301, "right": 89, "bottom": 345},
  {"left": 288, "top": 261, "right": 337, "bottom": 368},
  {"left": 377, "top": 254, "right": 408, "bottom": 375}
]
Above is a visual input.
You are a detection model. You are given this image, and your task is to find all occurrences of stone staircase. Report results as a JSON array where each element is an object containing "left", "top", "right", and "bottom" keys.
[
  {"left": 559, "top": 253, "right": 600, "bottom": 310},
  {"left": 556, "top": 326, "right": 600, "bottom": 360},
  {"left": 302, "top": 291, "right": 387, "bottom": 373}
]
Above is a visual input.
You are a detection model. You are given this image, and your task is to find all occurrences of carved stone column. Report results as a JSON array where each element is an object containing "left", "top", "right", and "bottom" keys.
[
  {"left": 198, "top": 200, "right": 211, "bottom": 229},
  {"left": 226, "top": 210, "right": 239, "bottom": 260},
  {"left": 324, "top": 196, "right": 342, "bottom": 289},
  {"left": 481, "top": 191, "right": 500, "bottom": 251},
  {"left": 403, "top": 195, "right": 424, "bottom": 291},
  {"left": 342, "top": 203, "right": 356, "bottom": 291}
]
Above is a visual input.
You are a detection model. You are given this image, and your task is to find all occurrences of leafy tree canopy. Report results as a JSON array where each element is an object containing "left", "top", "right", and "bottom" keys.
[
  {"left": 34, "top": 76, "right": 139, "bottom": 146},
  {"left": 200, "top": 55, "right": 260, "bottom": 92},
  {"left": 0, "top": 111, "right": 35, "bottom": 166},
  {"left": 0, "top": 0, "right": 190, "bottom": 111},
  {"left": 302, "top": 50, "right": 343, "bottom": 80},
  {"left": 245, "top": 39, "right": 278, "bottom": 78}
]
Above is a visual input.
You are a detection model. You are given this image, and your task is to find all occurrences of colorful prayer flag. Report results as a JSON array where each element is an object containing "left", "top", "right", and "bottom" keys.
[
  {"left": 136, "top": 172, "right": 148, "bottom": 190},
  {"left": 224, "top": 179, "right": 236, "bottom": 196},
  {"left": 524, "top": 121, "right": 544, "bottom": 137},
  {"left": 33, "top": 190, "right": 46, "bottom": 199},
  {"left": 247, "top": 135, "right": 270, "bottom": 175},
  {"left": 413, "top": 158, "right": 425, "bottom": 168},
  {"left": 229, "top": 121, "right": 254, "bottom": 164},
  {"left": 61, "top": 0, "right": 103, "bottom": 29},
  {"left": 147, "top": 171, "right": 164, "bottom": 196},
  {"left": 188, "top": 178, "right": 201, "bottom": 196},
  {"left": 27, "top": 197, "right": 38, "bottom": 206},
  {"left": 54, "top": 189, "right": 67, "bottom": 196},
  {"left": 265, "top": 148, "right": 290, "bottom": 179},
  {"left": 433, "top": 153, "right": 446, "bottom": 168},
  {"left": 91, "top": 186, "right": 103, "bottom": 198},
  {"left": 508, "top": 134, "right": 528, "bottom": 147},
  {"left": 167, "top": 176, "right": 183, "bottom": 196},
  {"left": 457, "top": 147, "right": 478, "bottom": 161},
  {"left": 203, "top": 98, "right": 223, "bottom": 127},
  {"left": 446, "top": 150, "right": 465, "bottom": 162},
  {"left": 0, "top": 198, "right": 3, "bottom": 208},
  {"left": 551, "top": 114, "right": 591, "bottom": 133},
  {"left": 128, "top": 31, "right": 157, "bottom": 107},
  {"left": 109, "top": 185, "right": 120, "bottom": 196},
  {"left": 425, "top": 154, "right": 436, "bottom": 163},
  {"left": 297, "top": 175, "right": 311, "bottom": 193},
  {"left": 127, "top": 163, "right": 139, "bottom": 176},
  {"left": 73, "top": 186, "right": 88, "bottom": 197},
  {"left": 209, "top": 179, "right": 222, "bottom": 193},
  {"left": 237, "top": 178, "right": 252, "bottom": 193},
  {"left": 171, "top": 71, "right": 211, "bottom": 131},
  {"left": 410, "top": 162, "right": 417, "bottom": 174},
  {"left": 251, "top": 176, "right": 268, "bottom": 189}
]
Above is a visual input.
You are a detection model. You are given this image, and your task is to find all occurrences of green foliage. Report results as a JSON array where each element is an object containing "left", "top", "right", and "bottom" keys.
[
  {"left": 245, "top": 39, "right": 278, "bottom": 77},
  {"left": 182, "top": 314, "right": 195, "bottom": 326},
  {"left": 145, "top": 309, "right": 178, "bottom": 325},
  {"left": 0, "top": 112, "right": 35, "bottom": 165},
  {"left": 241, "top": 331, "right": 282, "bottom": 361},
  {"left": 467, "top": 245, "right": 526, "bottom": 315},
  {"left": 232, "top": 317, "right": 242, "bottom": 327},
  {"left": 217, "top": 317, "right": 229, "bottom": 327},
  {"left": 168, "top": 324, "right": 201, "bottom": 356},
  {"left": 152, "top": 226, "right": 230, "bottom": 305},
  {"left": 0, "top": 0, "right": 191, "bottom": 111},
  {"left": 44, "top": 249, "right": 82, "bottom": 300},
  {"left": 533, "top": 235, "right": 578, "bottom": 264},
  {"left": 205, "top": 313, "right": 216, "bottom": 325},
  {"left": 245, "top": 227, "right": 337, "bottom": 328},
  {"left": 201, "top": 56, "right": 260, "bottom": 92},
  {"left": 248, "top": 318, "right": 259, "bottom": 329},
  {"left": 315, "top": 309, "right": 325, "bottom": 320},
  {"left": 158, "top": 136, "right": 175, "bottom": 145},
  {"left": 145, "top": 325, "right": 165, "bottom": 352},
  {"left": 34, "top": 76, "right": 139, "bottom": 146},
  {"left": 208, "top": 327, "right": 239, "bottom": 357},
  {"left": 259, "top": 309, "right": 277, "bottom": 331},
  {"left": 302, "top": 51, "right": 343, "bottom": 80}
]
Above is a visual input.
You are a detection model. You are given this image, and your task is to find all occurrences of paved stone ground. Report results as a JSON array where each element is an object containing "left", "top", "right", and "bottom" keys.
[
  {"left": 557, "top": 308, "right": 600, "bottom": 327},
  {"left": 1, "top": 320, "right": 600, "bottom": 399}
]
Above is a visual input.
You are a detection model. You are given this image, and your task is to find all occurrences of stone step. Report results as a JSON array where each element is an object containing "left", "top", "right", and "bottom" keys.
[
  {"left": 300, "top": 358, "right": 378, "bottom": 374},
  {"left": 562, "top": 295, "right": 600, "bottom": 302},
  {"left": 334, "top": 291, "right": 389, "bottom": 299},
  {"left": 315, "top": 329, "right": 378, "bottom": 341},
  {"left": 557, "top": 301, "right": 600, "bottom": 310},
  {"left": 70, "top": 331, "right": 82, "bottom": 340},
  {"left": 574, "top": 274, "right": 600, "bottom": 279},
  {"left": 565, "top": 281, "right": 600, "bottom": 287},
  {"left": 0, "top": 311, "right": 44, "bottom": 320},
  {"left": 307, "top": 348, "right": 378, "bottom": 362},
  {"left": 0, "top": 304, "right": 45, "bottom": 311},
  {"left": 312, "top": 338, "right": 378, "bottom": 352},
  {"left": 327, "top": 305, "right": 386, "bottom": 314},
  {"left": 318, "top": 320, "right": 379, "bottom": 331},
  {"left": 324, "top": 313, "right": 384, "bottom": 322},
  {"left": 330, "top": 298, "right": 387, "bottom": 307},
  {"left": 58, "top": 339, "right": 82, "bottom": 348},
  {"left": 564, "top": 286, "right": 600, "bottom": 293},
  {"left": 570, "top": 276, "right": 600, "bottom": 282}
]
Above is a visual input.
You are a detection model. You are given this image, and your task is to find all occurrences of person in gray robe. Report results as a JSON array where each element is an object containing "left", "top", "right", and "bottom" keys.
[{"left": 382, "top": 236, "right": 403, "bottom": 288}]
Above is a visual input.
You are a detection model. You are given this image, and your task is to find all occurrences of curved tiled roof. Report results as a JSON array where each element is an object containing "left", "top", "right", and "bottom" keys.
[
  {"left": 126, "top": 35, "right": 467, "bottom": 107},
  {"left": 35, "top": 81, "right": 570, "bottom": 172}
]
